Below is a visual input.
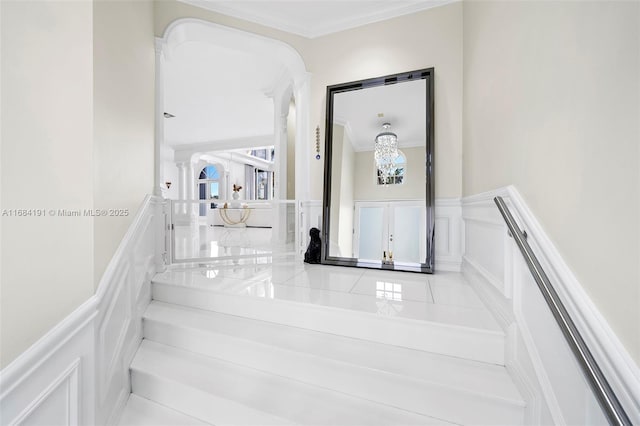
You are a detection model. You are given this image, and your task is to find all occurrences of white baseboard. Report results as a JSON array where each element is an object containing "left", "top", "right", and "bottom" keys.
[
  {"left": 462, "top": 186, "right": 640, "bottom": 425},
  {"left": 0, "top": 195, "right": 164, "bottom": 426}
]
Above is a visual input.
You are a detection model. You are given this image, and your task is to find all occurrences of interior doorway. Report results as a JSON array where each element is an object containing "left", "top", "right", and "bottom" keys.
[{"left": 354, "top": 201, "right": 426, "bottom": 263}]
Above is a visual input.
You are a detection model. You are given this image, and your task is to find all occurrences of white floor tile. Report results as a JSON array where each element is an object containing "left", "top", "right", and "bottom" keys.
[
  {"left": 431, "top": 282, "right": 486, "bottom": 309},
  {"left": 351, "top": 269, "right": 432, "bottom": 302},
  {"left": 280, "top": 265, "right": 365, "bottom": 292},
  {"left": 156, "top": 258, "right": 499, "bottom": 330}
]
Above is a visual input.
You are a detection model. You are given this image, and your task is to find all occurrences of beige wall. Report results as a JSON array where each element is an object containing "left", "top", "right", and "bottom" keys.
[
  {"left": 1, "top": 0, "right": 94, "bottom": 368},
  {"left": 354, "top": 147, "right": 426, "bottom": 201},
  {"left": 329, "top": 125, "right": 345, "bottom": 255},
  {"left": 93, "top": 0, "right": 155, "bottom": 285},
  {"left": 463, "top": 1, "right": 640, "bottom": 363},
  {"left": 307, "top": 3, "right": 462, "bottom": 200},
  {"left": 1, "top": 0, "right": 634, "bottom": 372},
  {"left": 328, "top": 124, "right": 356, "bottom": 257},
  {"left": 0, "top": 0, "right": 155, "bottom": 369},
  {"left": 153, "top": 1, "right": 463, "bottom": 201},
  {"left": 286, "top": 99, "right": 296, "bottom": 200},
  {"left": 337, "top": 127, "right": 355, "bottom": 258}
]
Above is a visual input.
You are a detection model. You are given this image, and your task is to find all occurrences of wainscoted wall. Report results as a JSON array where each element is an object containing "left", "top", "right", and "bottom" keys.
[
  {"left": 462, "top": 186, "right": 640, "bottom": 425},
  {"left": 299, "top": 198, "right": 462, "bottom": 271},
  {"left": 299, "top": 200, "right": 323, "bottom": 256},
  {"left": 434, "top": 198, "right": 462, "bottom": 272},
  {"left": 0, "top": 196, "right": 165, "bottom": 426}
]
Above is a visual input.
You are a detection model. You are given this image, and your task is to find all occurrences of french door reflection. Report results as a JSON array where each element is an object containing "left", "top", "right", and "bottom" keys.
[{"left": 354, "top": 201, "right": 425, "bottom": 264}]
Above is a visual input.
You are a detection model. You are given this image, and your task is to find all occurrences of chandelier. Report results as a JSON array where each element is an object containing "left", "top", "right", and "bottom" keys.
[{"left": 374, "top": 123, "right": 398, "bottom": 181}]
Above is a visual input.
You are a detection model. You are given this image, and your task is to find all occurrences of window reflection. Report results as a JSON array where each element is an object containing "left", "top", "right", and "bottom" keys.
[{"left": 375, "top": 281, "right": 402, "bottom": 301}]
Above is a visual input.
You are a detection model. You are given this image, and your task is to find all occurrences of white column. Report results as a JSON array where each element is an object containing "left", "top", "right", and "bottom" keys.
[
  {"left": 176, "top": 162, "right": 187, "bottom": 200},
  {"left": 270, "top": 87, "right": 290, "bottom": 250},
  {"left": 174, "top": 162, "right": 188, "bottom": 222},
  {"left": 276, "top": 113, "right": 288, "bottom": 200},
  {"left": 294, "top": 75, "right": 311, "bottom": 203},
  {"left": 294, "top": 75, "right": 311, "bottom": 256},
  {"left": 186, "top": 161, "right": 197, "bottom": 221}
]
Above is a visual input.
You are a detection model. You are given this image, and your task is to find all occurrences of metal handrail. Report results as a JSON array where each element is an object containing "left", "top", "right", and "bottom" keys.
[{"left": 493, "top": 196, "right": 631, "bottom": 426}]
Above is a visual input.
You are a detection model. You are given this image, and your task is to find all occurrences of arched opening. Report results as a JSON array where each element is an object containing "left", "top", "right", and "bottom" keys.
[{"left": 155, "top": 19, "right": 310, "bottom": 261}]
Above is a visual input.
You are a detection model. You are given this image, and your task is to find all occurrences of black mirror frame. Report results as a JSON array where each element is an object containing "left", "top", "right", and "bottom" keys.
[{"left": 321, "top": 68, "right": 435, "bottom": 273}]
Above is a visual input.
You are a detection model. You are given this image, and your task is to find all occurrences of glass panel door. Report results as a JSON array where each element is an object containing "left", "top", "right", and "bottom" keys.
[
  {"left": 355, "top": 206, "right": 387, "bottom": 261},
  {"left": 390, "top": 204, "right": 424, "bottom": 263}
]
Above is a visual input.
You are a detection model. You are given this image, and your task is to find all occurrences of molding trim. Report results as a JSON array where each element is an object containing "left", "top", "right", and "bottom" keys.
[
  {"left": 0, "top": 300, "right": 97, "bottom": 399},
  {"left": 0, "top": 195, "right": 164, "bottom": 426},
  {"left": 462, "top": 257, "right": 514, "bottom": 330},
  {"left": 434, "top": 197, "right": 463, "bottom": 272},
  {"left": 503, "top": 185, "right": 640, "bottom": 423},
  {"left": 462, "top": 185, "right": 640, "bottom": 424},
  {"left": 11, "top": 359, "right": 81, "bottom": 425},
  {"left": 177, "top": 0, "right": 459, "bottom": 39}
]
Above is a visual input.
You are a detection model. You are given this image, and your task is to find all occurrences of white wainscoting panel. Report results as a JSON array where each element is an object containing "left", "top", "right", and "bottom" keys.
[
  {"left": 0, "top": 195, "right": 164, "bottom": 426},
  {"left": 303, "top": 198, "right": 462, "bottom": 271},
  {"left": 0, "top": 306, "right": 96, "bottom": 426},
  {"left": 434, "top": 198, "right": 462, "bottom": 272},
  {"left": 462, "top": 186, "right": 639, "bottom": 425},
  {"left": 94, "top": 196, "right": 162, "bottom": 426}
]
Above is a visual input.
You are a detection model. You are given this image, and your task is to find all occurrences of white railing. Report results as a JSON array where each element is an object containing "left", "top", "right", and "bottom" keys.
[{"left": 168, "top": 199, "right": 297, "bottom": 264}]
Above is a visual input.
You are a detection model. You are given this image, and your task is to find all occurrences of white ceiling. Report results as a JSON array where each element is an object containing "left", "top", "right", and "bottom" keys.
[
  {"left": 165, "top": 2, "right": 440, "bottom": 151},
  {"left": 164, "top": 39, "right": 282, "bottom": 147},
  {"left": 179, "top": 0, "right": 457, "bottom": 38},
  {"left": 333, "top": 79, "right": 426, "bottom": 152}
]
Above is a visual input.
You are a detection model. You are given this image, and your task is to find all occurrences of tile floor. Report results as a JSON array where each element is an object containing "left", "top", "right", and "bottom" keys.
[{"left": 157, "top": 255, "right": 501, "bottom": 332}]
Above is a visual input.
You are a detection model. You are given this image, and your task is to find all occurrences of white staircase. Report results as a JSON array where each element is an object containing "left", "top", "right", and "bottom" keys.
[{"left": 118, "top": 261, "right": 526, "bottom": 425}]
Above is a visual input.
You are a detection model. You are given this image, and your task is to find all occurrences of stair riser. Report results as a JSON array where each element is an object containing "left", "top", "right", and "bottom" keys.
[
  {"left": 144, "top": 302, "right": 522, "bottom": 400},
  {"left": 131, "top": 341, "right": 446, "bottom": 425},
  {"left": 131, "top": 370, "right": 294, "bottom": 425},
  {"left": 152, "top": 282, "right": 505, "bottom": 364},
  {"left": 118, "top": 395, "right": 209, "bottom": 426},
  {"left": 144, "top": 319, "right": 525, "bottom": 425}
]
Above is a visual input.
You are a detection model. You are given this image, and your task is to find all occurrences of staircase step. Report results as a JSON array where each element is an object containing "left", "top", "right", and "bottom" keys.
[
  {"left": 131, "top": 340, "right": 450, "bottom": 425},
  {"left": 151, "top": 276, "right": 505, "bottom": 364},
  {"left": 143, "top": 301, "right": 524, "bottom": 425},
  {"left": 118, "top": 395, "right": 209, "bottom": 426}
]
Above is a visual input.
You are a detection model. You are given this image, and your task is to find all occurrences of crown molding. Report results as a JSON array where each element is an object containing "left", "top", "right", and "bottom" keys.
[{"left": 178, "top": 0, "right": 459, "bottom": 39}]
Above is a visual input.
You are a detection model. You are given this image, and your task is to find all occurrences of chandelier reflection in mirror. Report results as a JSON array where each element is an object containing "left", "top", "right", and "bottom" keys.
[{"left": 374, "top": 122, "right": 399, "bottom": 182}]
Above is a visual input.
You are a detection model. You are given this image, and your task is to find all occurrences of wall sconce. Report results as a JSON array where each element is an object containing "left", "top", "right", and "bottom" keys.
[{"left": 165, "top": 182, "right": 172, "bottom": 189}]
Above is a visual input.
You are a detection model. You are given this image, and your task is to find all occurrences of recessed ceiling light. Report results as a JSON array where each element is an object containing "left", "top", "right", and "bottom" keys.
[{"left": 164, "top": 112, "right": 175, "bottom": 118}]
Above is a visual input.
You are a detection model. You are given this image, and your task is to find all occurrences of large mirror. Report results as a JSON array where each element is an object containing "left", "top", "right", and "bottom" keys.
[{"left": 322, "top": 69, "right": 434, "bottom": 273}]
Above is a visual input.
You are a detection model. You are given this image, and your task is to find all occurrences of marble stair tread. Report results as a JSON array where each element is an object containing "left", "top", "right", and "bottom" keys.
[
  {"left": 151, "top": 278, "right": 506, "bottom": 364},
  {"left": 131, "top": 340, "right": 452, "bottom": 426},
  {"left": 118, "top": 395, "right": 209, "bottom": 426},
  {"left": 152, "top": 268, "right": 502, "bottom": 333},
  {"left": 144, "top": 300, "right": 522, "bottom": 403}
]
